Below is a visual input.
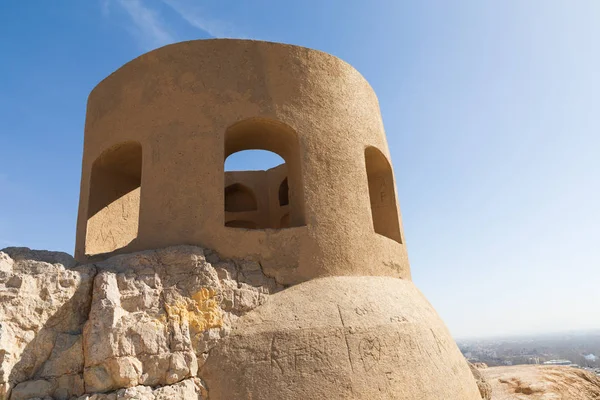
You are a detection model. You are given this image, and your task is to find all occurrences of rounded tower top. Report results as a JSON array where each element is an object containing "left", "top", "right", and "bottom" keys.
[{"left": 75, "top": 39, "right": 409, "bottom": 285}]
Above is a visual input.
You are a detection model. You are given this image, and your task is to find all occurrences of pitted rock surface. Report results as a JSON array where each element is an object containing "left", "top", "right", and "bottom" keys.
[
  {"left": 76, "top": 378, "right": 207, "bottom": 399},
  {"left": 482, "top": 364, "right": 600, "bottom": 400},
  {"left": 0, "top": 246, "right": 281, "bottom": 399},
  {"left": 0, "top": 248, "right": 94, "bottom": 400}
]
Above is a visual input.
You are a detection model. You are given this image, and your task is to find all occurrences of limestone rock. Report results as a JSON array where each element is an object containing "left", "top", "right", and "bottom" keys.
[
  {"left": 468, "top": 361, "right": 492, "bottom": 400},
  {"left": 0, "top": 247, "right": 94, "bottom": 399},
  {"left": 9, "top": 379, "right": 53, "bottom": 400},
  {"left": 482, "top": 364, "right": 600, "bottom": 400},
  {"left": 1, "top": 247, "right": 77, "bottom": 269},
  {"left": 76, "top": 377, "right": 206, "bottom": 399},
  {"left": 0, "top": 245, "right": 280, "bottom": 398},
  {"left": 82, "top": 246, "right": 282, "bottom": 392}
]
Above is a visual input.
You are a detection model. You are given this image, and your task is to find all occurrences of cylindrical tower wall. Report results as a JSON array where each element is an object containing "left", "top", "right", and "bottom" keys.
[{"left": 75, "top": 39, "right": 410, "bottom": 284}]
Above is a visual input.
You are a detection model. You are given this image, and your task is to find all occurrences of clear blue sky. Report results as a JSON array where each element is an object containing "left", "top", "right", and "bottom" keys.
[{"left": 1, "top": 1, "right": 599, "bottom": 338}]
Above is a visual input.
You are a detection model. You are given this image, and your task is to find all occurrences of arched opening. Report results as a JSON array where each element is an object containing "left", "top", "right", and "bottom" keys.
[
  {"left": 278, "top": 178, "right": 289, "bottom": 206},
  {"left": 223, "top": 150, "right": 281, "bottom": 230},
  {"left": 224, "top": 183, "right": 257, "bottom": 212},
  {"left": 365, "top": 146, "right": 402, "bottom": 244},
  {"left": 86, "top": 142, "right": 142, "bottom": 255},
  {"left": 225, "top": 149, "right": 284, "bottom": 172},
  {"left": 223, "top": 118, "right": 305, "bottom": 230}
]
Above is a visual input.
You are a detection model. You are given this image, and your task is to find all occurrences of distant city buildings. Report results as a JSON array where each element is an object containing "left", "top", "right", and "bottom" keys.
[
  {"left": 458, "top": 333, "right": 600, "bottom": 370},
  {"left": 543, "top": 360, "right": 573, "bottom": 366}
]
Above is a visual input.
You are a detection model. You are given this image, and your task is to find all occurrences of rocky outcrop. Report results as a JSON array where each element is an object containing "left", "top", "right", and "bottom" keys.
[
  {"left": 468, "top": 362, "right": 492, "bottom": 400},
  {"left": 0, "top": 246, "right": 282, "bottom": 399},
  {"left": 0, "top": 248, "right": 94, "bottom": 399},
  {"left": 76, "top": 378, "right": 206, "bottom": 399},
  {"left": 6, "top": 245, "right": 599, "bottom": 400},
  {"left": 482, "top": 364, "right": 600, "bottom": 400}
]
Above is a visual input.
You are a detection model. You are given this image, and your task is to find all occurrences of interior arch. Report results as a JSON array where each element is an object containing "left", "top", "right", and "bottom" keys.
[{"left": 224, "top": 183, "right": 258, "bottom": 212}]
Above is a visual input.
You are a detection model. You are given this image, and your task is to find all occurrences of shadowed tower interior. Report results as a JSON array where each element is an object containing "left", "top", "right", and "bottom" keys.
[{"left": 85, "top": 141, "right": 142, "bottom": 255}]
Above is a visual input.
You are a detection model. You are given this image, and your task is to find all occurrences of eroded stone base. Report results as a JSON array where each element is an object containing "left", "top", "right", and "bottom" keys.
[
  {"left": 201, "top": 276, "right": 482, "bottom": 399},
  {"left": 1, "top": 247, "right": 480, "bottom": 399}
]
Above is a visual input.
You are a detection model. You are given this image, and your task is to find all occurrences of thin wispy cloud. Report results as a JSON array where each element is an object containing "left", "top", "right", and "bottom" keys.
[
  {"left": 159, "top": 0, "right": 241, "bottom": 38},
  {"left": 109, "top": 0, "right": 176, "bottom": 50},
  {"left": 103, "top": 0, "right": 245, "bottom": 50}
]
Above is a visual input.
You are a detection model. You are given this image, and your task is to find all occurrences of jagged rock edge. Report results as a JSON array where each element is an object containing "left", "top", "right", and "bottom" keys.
[{"left": 1, "top": 245, "right": 285, "bottom": 398}]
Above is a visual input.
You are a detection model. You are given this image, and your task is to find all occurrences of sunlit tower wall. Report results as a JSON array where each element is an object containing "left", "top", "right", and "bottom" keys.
[{"left": 75, "top": 39, "right": 408, "bottom": 286}]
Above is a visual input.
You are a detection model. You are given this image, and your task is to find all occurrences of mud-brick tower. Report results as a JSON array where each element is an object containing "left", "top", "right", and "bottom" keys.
[{"left": 75, "top": 39, "right": 481, "bottom": 399}]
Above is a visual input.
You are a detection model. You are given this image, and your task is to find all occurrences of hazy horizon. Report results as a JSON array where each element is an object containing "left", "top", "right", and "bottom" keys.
[
  {"left": 1, "top": 1, "right": 599, "bottom": 338},
  {"left": 456, "top": 328, "right": 600, "bottom": 342}
]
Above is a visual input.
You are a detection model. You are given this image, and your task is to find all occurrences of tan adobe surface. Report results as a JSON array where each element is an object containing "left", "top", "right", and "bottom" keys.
[
  {"left": 202, "top": 276, "right": 482, "bottom": 399},
  {"left": 75, "top": 39, "right": 409, "bottom": 285}
]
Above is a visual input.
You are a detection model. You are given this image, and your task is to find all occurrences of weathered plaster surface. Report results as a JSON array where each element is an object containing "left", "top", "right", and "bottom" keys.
[{"left": 75, "top": 39, "right": 409, "bottom": 285}]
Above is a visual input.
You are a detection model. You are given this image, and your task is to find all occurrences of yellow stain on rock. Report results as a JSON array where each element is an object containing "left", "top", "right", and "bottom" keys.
[{"left": 164, "top": 288, "right": 223, "bottom": 334}]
